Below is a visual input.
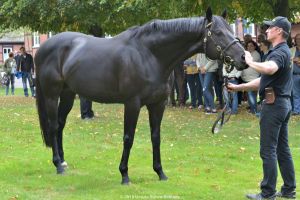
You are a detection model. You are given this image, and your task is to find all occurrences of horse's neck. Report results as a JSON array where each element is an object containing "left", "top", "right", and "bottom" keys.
[{"left": 139, "top": 23, "right": 205, "bottom": 78}]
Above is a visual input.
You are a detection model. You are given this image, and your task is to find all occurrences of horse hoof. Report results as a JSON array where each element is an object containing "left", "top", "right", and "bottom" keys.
[
  {"left": 56, "top": 167, "right": 65, "bottom": 175},
  {"left": 159, "top": 174, "right": 168, "bottom": 181},
  {"left": 121, "top": 177, "right": 130, "bottom": 185}
]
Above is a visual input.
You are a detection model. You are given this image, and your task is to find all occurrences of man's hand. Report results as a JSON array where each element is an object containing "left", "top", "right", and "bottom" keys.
[
  {"left": 226, "top": 82, "right": 241, "bottom": 92},
  {"left": 244, "top": 51, "right": 253, "bottom": 65},
  {"left": 200, "top": 67, "right": 206, "bottom": 74},
  {"left": 293, "top": 57, "right": 300, "bottom": 66}
]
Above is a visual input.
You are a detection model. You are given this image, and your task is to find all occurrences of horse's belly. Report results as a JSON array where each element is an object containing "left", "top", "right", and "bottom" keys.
[{"left": 141, "top": 86, "right": 168, "bottom": 105}]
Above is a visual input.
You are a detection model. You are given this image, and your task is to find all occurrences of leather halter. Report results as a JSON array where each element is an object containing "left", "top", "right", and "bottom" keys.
[{"left": 203, "top": 21, "right": 238, "bottom": 73}]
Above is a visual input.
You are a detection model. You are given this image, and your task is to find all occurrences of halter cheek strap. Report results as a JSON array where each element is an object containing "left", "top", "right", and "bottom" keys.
[{"left": 203, "top": 21, "right": 239, "bottom": 73}]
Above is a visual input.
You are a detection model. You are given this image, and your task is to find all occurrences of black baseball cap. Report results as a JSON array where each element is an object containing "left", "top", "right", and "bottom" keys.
[{"left": 263, "top": 16, "right": 291, "bottom": 34}]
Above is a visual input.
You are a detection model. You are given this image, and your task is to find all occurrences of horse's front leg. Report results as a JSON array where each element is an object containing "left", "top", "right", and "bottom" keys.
[
  {"left": 119, "top": 98, "right": 141, "bottom": 185},
  {"left": 147, "top": 101, "right": 168, "bottom": 181}
]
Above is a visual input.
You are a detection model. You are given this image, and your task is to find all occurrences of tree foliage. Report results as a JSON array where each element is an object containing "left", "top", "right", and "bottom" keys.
[{"left": 0, "top": 0, "right": 299, "bottom": 35}]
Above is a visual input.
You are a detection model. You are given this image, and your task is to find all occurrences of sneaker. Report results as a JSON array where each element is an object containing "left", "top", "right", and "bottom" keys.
[
  {"left": 211, "top": 109, "right": 217, "bottom": 113},
  {"left": 189, "top": 105, "right": 195, "bottom": 109},
  {"left": 291, "top": 112, "right": 299, "bottom": 116},
  {"left": 246, "top": 193, "right": 276, "bottom": 200},
  {"left": 205, "top": 108, "right": 212, "bottom": 114},
  {"left": 255, "top": 112, "right": 261, "bottom": 118},
  {"left": 197, "top": 105, "right": 203, "bottom": 110},
  {"left": 82, "top": 116, "right": 94, "bottom": 120},
  {"left": 275, "top": 191, "right": 296, "bottom": 199}
]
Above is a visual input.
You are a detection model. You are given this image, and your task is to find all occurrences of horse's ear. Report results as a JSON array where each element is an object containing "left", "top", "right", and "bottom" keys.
[
  {"left": 221, "top": 9, "right": 227, "bottom": 19},
  {"left": 206, "top": 7, "right": 213, "bottom": 22}
]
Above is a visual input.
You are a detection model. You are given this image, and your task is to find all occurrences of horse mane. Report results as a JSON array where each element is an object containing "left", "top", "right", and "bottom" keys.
[{"left": 127, "top": 17, "right": 205, "bottom": 38}]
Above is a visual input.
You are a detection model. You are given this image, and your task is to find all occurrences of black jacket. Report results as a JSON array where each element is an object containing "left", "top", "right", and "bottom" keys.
[{"left": 18, "top": 53, "right": 34, "bottom": 73}]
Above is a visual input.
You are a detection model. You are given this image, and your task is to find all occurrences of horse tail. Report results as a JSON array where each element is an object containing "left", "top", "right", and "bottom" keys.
[{"left": 35, "top": 66, "right": 52, "bottom": 148}]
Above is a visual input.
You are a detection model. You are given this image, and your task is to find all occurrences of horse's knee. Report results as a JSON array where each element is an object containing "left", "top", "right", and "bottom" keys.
[{"left": 119, "top": 165, "right": 128, "bottom": 174}]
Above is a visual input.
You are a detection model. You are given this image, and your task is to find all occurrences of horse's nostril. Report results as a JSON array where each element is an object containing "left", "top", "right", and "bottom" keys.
[{"left": 241, "top": 54, "right": 245, "bottom": 60}]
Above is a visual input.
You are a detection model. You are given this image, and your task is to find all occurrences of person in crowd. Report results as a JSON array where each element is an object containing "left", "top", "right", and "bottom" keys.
[
  {"left": 223, "top": 63, "right": 241, "bottom": 114},
  {"left": 228, "top": 16, "right": 296, "bottom": 200},
  {"left": 18, "top": 47, "right": 35, "bottom": 97},
  {"left": 214, "top": 61, "right": 224, "bottom": 108},
  {"left": 169, "top": 63, "right": 186, "bottom": 107},
  {"left": 239, "top": 34, "right": 255, "bottom": 105},
  {"left": 14, "top": 50, "right": 21, "bottom": 67},
  {"left": 184, "top": 55, "right": 203, "bottom": 109},
  {"left": 182, "top": 68, "right": 190, "bottom": 105},
  {"left": 290, "top": 33, "right": 300, "bottom": 115},
  {"left": 243, "top": 34, "right": 253, "bottom": 46},
  {"left": 257, "top": 33, "right": 267, "bottom": 44},
  {"left": 3, "top": 52, "right": 16, "bottom": 95},
  {"left": 241, "top": 41, "right": 261, "bottom": 114},
  {"left": 260, "top": 40, "right": 271, "bottom": 62},
  {"left": 197, "top": 53, "right": 218, "bottom": 114},
  {"left": 257, "top": 34, "right": 267, "bottom": 58}
]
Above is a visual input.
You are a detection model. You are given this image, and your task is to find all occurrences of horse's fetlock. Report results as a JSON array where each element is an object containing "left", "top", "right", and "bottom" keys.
[
  {"left": 153, "top": 165, "right": 162, "bottom": 173},
  {"left": 119, "top": 165, "right": 128, "bottom": 174}
]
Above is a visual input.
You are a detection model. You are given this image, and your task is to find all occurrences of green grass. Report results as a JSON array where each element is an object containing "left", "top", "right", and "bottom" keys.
[{"left": 0, "top": 89, "right": 299, "bottom": 200}]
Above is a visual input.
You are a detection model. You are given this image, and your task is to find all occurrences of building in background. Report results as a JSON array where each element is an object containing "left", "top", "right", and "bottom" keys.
[
  {"left": 0, "top": 32, "right": 24, "bottom": 64},
  {"left": 24, "top": 32, "right": 53, "bottom": 58}
]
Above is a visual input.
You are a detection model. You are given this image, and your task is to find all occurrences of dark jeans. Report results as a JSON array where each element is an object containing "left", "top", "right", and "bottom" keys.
[
  {"left": 186, "top": 73, "right": 203, "bottom": 107},
  {"left": 80, "top": 96, "right": 94, "bottom": 119},
  {"left": 22, "top": 72, "right": 35, "bottom": 97},
  {"left": 201, "top": 72, "right": 216, "bottom": 109},
  {"left": 6, "top": 74, "right": 15, "bottom": 95},
  {"left": 259, "top": 97, "right": 296, "bottom": 197},
  {"left": 292, "top": 74, "right": 300, "bottom": 114},
  {"left": 214, "top": 77, "right": 223, "bottom": 107},
  {"left": 228, "top": 79, "right": 239, "bottom": 114},
  {"left": 247, "top": 90, "right": 257, "bottom": 114}
]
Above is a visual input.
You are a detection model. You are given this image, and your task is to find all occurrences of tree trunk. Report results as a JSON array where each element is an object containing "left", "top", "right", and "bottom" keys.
[{"left": 273, "top": 0, "right": 289, "bottom": 18}]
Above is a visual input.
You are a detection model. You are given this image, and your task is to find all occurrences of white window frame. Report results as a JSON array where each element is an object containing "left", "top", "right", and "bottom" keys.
[
  {"left": 3, "top": 47, "right": 12, "bottom": 61},
  {"left": 33, "top": 31, "right": 40, "bottom": 47},
  {"left": 48, "top": 32, "right": 53, "bottom": 38}
]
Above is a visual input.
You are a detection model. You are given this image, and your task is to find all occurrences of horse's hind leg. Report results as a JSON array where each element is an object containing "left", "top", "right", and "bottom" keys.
[
  {"left": 44, "top": 97, "right": 65, "bottom": 174},
  {"left": 119, "top": 98, "right": 141, "bottom": 185},
  {"left": 57, "top": 87, "right": 76, "bottom": 167},
  {"left": 147, "top": 101, "right": 168, "bottom": 181}
]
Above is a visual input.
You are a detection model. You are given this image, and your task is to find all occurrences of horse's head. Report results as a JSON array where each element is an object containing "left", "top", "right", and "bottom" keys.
[{"left": 203, "top": 7, "right": 247, "bottom": 70}]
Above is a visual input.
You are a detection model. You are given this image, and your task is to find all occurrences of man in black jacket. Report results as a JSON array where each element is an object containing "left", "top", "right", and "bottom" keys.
[{"left": 18, "top": 47, "right": 35, "bottom": 97}]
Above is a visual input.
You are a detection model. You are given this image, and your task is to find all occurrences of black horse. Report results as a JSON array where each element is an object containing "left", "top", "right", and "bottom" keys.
[{"left": 35, "top": 8, "right": 246, "bottom": 184}]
